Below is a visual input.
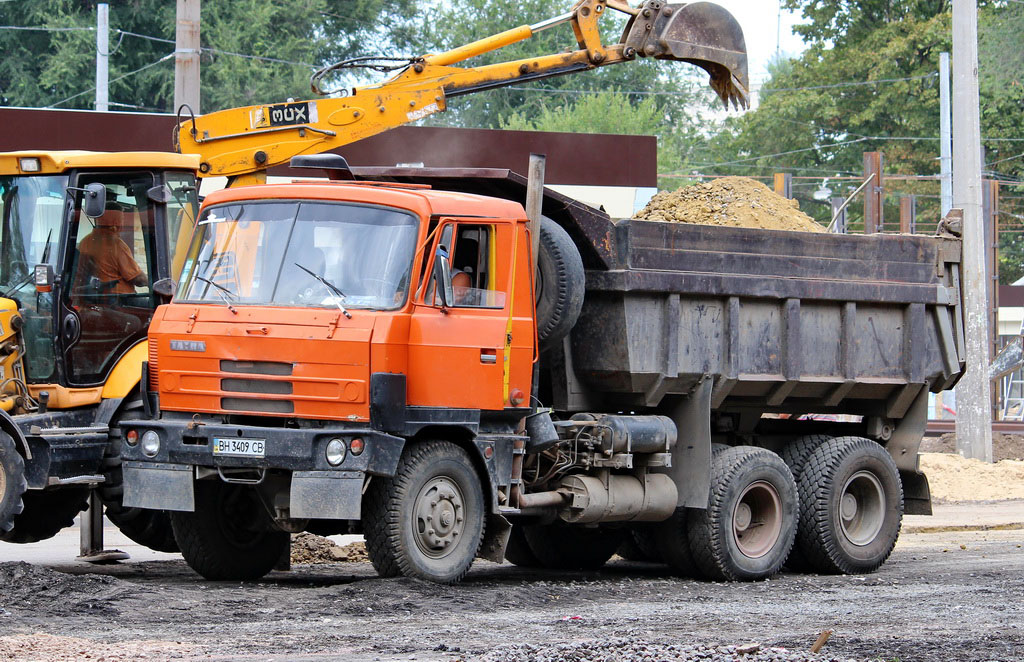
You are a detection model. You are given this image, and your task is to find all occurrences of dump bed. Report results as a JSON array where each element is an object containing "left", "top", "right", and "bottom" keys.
[
  {"left": 572, "top": 220, "right": 964, "bottom": 418},
  {"left": 352, "top": 166, "right": 965, "bottom": 419}
]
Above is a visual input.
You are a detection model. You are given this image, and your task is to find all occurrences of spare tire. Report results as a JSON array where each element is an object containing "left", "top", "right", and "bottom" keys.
[{"left": 535, "top": 217, "right": 585, "bottom": 351}]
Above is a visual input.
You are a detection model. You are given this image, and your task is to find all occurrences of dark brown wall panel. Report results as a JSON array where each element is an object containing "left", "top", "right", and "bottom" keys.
[{"left": 0, "top": 107, "right": 656, "bottom": 187}]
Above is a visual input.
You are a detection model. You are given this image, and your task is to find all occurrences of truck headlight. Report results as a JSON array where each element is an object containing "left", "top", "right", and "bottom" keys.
[
  {"left": 141, "top": 430, "right": 161, "bottom": 457},
  {"left": 325, "top": 438, "right": 347, "bottom": 466}
]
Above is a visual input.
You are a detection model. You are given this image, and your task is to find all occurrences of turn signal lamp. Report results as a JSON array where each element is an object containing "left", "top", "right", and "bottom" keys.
[{"left": 125, "top": 429, "right": 139, "bottom": 446}]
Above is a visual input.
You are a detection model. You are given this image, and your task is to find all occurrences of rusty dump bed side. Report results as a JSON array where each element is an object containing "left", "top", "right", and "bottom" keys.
[
  {"left": 572, "top": 220, "right": 964, "bottom": 418},
  {"left": 350, "top": 167, "right": 965, "bottom": 419}
]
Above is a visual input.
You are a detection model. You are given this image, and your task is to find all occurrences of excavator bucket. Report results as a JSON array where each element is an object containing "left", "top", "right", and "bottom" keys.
[{"left": 623, "top": 1, "right": 749, "bottom": 109}]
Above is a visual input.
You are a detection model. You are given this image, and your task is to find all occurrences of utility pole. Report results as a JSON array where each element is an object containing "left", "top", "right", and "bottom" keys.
[
  {"left": 952, "top": 0, "right": 993, "bottom": 462},
  {"left": 939, "top": 52, "right": 953, "bottom": 216},
  {"left": 95, "top": 3, "right": 109, "bottom": 112},
  {"left": 174, "top": 0, "right": 201, "bottom": 115}
]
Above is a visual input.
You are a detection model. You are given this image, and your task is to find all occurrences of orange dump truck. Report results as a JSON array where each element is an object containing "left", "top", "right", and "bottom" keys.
[{"left": 120, "top": 158, "right": 965, "bottom": 584}]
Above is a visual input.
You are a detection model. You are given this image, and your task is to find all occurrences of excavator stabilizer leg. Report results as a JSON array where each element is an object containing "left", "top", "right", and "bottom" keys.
[{"left": 623, "top": 1, "right": 749, "bottom": 109}]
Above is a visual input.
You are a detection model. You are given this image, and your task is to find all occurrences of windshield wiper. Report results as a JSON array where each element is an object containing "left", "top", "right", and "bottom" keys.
[
  {"left": 195, "top": 276, "right": 238, "bottom": 314},
  {"left": 293, "top": 263, "right": 351, "bottom": 319}
]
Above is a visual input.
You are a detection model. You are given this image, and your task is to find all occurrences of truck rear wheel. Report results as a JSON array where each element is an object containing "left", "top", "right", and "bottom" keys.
[
  {"left": 796, "top": 436, "right": 903, "bottom": 574},
  {"left": 363, "top": 441, "right": 485, "bottom": 584},
  {"left": 655, "top": 508, "right": 700, "bottom": 577},
  {"left": 0, "top": 487, "right": 89, "bottom": 544},
  {"left": 170, "top": 481, "right": 289, "bottom": 581},
  {"left": 780, "top": 434, "right": 833, "bottom": 571},
  {"left": 522, "top": 522, "right": 624, "bottom": 570},
  {"left": 536, "top": 218, "right": 585, "bottom": 351},
  {"left": 0, "top": 431, "right": 27, "bottom": 536},
  {"left": 687, "top": 446, "right": 797, "bottom": 581},
  {"left": 617, "top": 527, "right": 661, "bottom": 562}
]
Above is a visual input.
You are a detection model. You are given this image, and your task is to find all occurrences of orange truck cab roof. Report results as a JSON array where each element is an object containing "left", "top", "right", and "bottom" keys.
[{"left": 201, "top": 180, "right": 528, "bottom": 220}]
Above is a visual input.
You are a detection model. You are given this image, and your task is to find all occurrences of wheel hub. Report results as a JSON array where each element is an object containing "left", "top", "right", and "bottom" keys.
[
  {"left": 732, "top": 480, "right": 783, "bottom": 559},
  {"left": 839, "top": 470, "right": 885, "bottom": 546},
  {"left": 414, "top": 477, "right": 465, "bottom": 559}
]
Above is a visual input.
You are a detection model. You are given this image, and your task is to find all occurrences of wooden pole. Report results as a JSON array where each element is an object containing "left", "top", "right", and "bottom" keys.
[
  {"left": 174, "top": 0, "right": 201, "bottom": 115},
  {"left": 952, "top": 0, "right": 994, "bottom": 462},
  {"left": 899, "top": 195, "right": 916, "bottom": 234}
]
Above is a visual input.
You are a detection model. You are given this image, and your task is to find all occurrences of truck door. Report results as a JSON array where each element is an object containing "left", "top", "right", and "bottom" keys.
[{"left": 408, "top": 220, "right": 516, "bottom": 410}]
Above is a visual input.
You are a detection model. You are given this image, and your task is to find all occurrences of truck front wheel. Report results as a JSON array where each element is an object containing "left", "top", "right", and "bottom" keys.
[
  {"left": 0, "top": 431, "right": 27, "bottom": 536},
  {"left": 796, "top": 436, "right": 903, "bottom": 574},
  {"left": 687, "top": 446, "right": 798, "bottom": 581},
  {"left": 170, "top": 481, "right": 289, "bottom": 581},
  {"left": 363, "top": 441, "right": 485, "bottom": 584}
]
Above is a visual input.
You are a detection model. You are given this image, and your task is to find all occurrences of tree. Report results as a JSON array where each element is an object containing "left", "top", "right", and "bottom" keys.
[
  {"left": 408, "top": 0, "right": 717, "bottom": 132},
  {"left": 0, "top": 0, "right": 417, "bottom": 113}
]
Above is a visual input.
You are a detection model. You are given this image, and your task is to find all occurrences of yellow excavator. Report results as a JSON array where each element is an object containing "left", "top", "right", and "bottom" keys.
[
  {"left": 0, "top": 0, "right": 747, "bottom": 556},
  {"left": 175, "top": 0, "right": 748, "bottom": 185}
]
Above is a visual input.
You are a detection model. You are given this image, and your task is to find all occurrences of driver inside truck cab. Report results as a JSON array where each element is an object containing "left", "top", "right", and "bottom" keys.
[{"left": 77, "top": 196, "right": 147, "bottom": 294}]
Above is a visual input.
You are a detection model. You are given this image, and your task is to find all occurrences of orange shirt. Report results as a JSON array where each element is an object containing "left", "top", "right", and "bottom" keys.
[{"left": 78, "top": 227, "right": 143, "bottom": 294}]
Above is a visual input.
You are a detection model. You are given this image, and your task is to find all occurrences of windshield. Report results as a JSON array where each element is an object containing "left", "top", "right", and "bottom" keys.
[
  {"left": 178, "top": 200, "right": 419, "bottom": 310},
  {"left": 0, "top": 175, "right": 65, "bottom": 291},
  {"left": 0, "top": 174, "right": 67, "bottom": 381}
]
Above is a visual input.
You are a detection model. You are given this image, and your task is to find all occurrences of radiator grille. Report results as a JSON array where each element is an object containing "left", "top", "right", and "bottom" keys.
[
  {"left": 220, "top": 360, "right": 293, "bottom": 376},
  {"left": 221, "top": 378, "right": 293, "bottom": 395},
  {"left": 148, "top": 341, "right": 159, "bottom": 390},
  {"left": 221, "top": 397, "right": 294, "bottom": 414}
]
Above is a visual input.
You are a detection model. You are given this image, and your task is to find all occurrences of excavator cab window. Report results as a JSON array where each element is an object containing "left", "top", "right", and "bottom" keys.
[{"left": 64, "top": 172, "right": 158, "bottom": 384}]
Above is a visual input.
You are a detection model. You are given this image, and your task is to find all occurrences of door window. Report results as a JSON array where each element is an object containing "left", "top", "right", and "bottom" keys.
[{"left": 65, "top": 172, "right": 157, "bottom": 385}]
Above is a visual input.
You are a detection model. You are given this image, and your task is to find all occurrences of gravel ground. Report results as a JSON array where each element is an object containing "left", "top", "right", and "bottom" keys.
[{"left": 0, "top": 525, "right": 1022, "bottom": 662}]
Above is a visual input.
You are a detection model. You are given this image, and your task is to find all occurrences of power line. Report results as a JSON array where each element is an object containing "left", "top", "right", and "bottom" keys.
[
  {"left": 986, "top": 151, "right": 1024, "bottom": 167},
  {"left": 0, "top": 25, "right": 93, "bottom": 32},
  {"left": 756, "top": 72, "right": 938, "bottom": 94},
  {"left": 46, "top": 52, "right": 174, "bottom": 109}
]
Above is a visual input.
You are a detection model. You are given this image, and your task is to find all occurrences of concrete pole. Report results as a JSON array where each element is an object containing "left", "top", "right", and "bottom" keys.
[
  {"left": 174, "top": 0, "right": 201, "bottom": 114},
  {"left": 525, "top": 153, "right": 547, "bottom": 265},
  {"left": 95, "top": 4, "right": 109, "bottom": 112},
  {"left": 939, "top": 52, "right": 953, "bottom": 216},
  {"left": 952, "top": 0, "right": 994, "bottom": 462}
]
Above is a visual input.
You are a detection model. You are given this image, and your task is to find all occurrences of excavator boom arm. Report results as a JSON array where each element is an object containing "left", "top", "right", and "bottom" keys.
[{"left": 177, "top": 0, "right": 748, "bottom": 182}]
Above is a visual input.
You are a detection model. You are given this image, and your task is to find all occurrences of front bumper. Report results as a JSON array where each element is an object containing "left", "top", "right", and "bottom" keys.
[{"left": 119, "top": 417, "right": 404, "bottom": 517}]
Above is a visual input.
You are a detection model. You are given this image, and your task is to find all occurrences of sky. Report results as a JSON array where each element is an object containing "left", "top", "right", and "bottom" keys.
[{"left": 707, "top": 0, "right": 808, "bottom": 90}]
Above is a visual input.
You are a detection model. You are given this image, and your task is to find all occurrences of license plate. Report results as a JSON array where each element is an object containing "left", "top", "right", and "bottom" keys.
[{"left": 212, "top": 437, "right": 266, "bottom": 458}]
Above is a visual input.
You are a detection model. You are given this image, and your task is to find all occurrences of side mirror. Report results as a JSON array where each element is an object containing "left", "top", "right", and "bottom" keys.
[
  {"left": 147, "top": 184, "right": 172, "bottom": 204},
  {"left": 152, "top": 278, "right": 176, "bottom": 302},
  {"left": 433, "top": 246, "right": 454, "bottom": 308},
  {"left": 83, "top": 183, "right": 106, "bottom": 218},
  {"left": 34, "top": 264, "right": 54, "bottom": 293}
]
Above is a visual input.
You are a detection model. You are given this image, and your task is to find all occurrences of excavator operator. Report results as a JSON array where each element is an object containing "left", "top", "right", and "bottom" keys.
[{"left": 78, "top": 196, "right": 147, "bottom": 294}]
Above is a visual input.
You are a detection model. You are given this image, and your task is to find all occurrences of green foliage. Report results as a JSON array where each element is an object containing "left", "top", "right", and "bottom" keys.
[
  {"left": 0, "top": 0, "right": 416, "bottom": 112},
  {"left": 408, "top": 0, "right": 718, "bottom": 133}
]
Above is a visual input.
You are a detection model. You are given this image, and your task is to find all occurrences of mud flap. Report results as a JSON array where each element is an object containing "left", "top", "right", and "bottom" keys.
[
  {"left": 122, "top": 462, "right": 194, "bottom": 512},
  {"left": 290, "top": 470, "right": 362, "bottom": 520},
  {"left": 478, "top": 513, "right": 512, "bottom": 563},
  {"left": 900, "top": 469, "right": 932, "bottom": 516}
]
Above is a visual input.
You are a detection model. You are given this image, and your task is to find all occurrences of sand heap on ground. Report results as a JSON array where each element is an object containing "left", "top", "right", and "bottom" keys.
[
  {"left": 634, "top": 176, "right": 825, "bottom": 233},
  {"left": 918, "top": 452, "right": 1024, "bottom": 502}
]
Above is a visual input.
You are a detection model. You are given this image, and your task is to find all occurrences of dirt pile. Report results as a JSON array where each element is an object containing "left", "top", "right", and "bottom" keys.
[
  {"left": 0, "top": 562, "right": 129, "bottom": 616},
  {"left": 919, "top": 452, "right": 1024, "bottom": 502},
  {"left": 921, "top": 432, "right": 1024, "bottom": 462},
  {"left": 290, "top": 532, "right": 368, "bottom": 564},
  {"left": 635, "top": 176, "right": 825, "bottom": 233}
]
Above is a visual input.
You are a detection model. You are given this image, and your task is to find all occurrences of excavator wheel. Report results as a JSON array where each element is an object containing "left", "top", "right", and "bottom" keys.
[
  {"left": 0, "top": 431, "right": 27, "bottom": 536},
  {"left": 0, "top": 487, "right": 89, "bottom": 544}
]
